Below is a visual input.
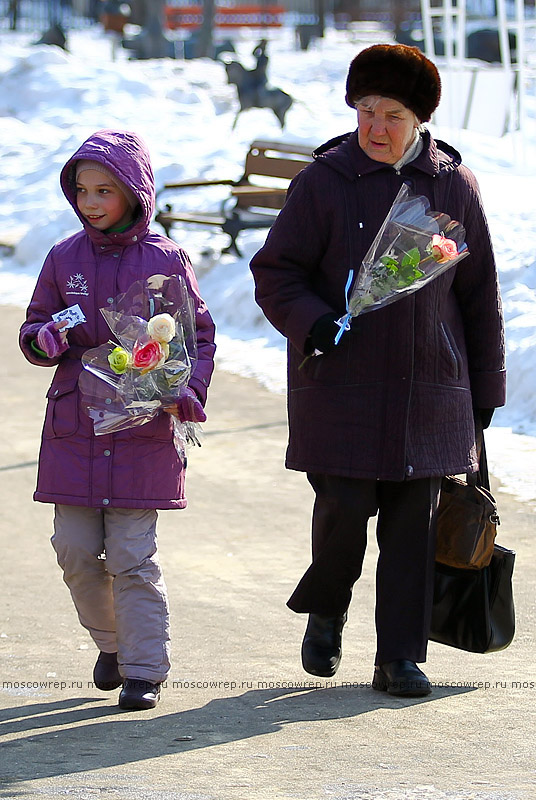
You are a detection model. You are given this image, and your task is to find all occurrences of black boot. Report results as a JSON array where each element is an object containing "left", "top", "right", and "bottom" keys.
[
  {"left": 118, "top": 679, "right": 161, "bottom": 710},
  {"left": 93, "top": 651, "right": 122, "bottom": 691},
  {"left": 301, "top": 612, "right": 347, "bottom": 677},
  {"left": 372, "top": 659, "right": 431, "bottom": 697}
]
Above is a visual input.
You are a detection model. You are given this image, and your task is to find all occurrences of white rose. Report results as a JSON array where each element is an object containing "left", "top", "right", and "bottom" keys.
[{"left": 147, "top": 313, "right": 176, "bottom": 343}]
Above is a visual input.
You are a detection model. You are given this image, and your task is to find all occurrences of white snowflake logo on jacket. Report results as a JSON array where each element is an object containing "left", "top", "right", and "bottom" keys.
[{"left": 66, "top": 273, "right": 89, "bottom": 295}]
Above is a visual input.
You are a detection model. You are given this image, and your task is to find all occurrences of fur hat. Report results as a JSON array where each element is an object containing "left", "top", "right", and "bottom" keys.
[
  {"left": 345, "top": 44, "right": 441, "bottom": 122},
  {"left": 75, "top": 159, "right": 138, "bottom": 209}
]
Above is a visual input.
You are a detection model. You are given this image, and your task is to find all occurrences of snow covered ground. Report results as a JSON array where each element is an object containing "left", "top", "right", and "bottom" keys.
[{"left": 0, "top": 22, "right": 535, "bottom": 507}]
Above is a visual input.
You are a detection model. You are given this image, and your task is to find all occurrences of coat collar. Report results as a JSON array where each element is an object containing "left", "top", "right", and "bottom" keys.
[
  {"left": 313, "top": 129, "right": 462, "bottom": 181},
  {"left": 79, "top": 212, "right": 148, "bottom": 248}
]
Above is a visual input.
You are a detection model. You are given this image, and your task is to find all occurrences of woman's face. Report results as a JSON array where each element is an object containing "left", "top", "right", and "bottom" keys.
[{"left": 357, "top": 96, "right": 419, "bottom": 164}]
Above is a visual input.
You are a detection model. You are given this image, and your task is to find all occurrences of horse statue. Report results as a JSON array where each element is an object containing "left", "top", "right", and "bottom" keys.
[{"left": 223, "top": 40, "right": 293, "bottom": 130}]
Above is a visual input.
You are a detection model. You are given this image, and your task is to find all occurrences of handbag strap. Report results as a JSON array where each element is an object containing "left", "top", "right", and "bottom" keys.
[{"left": 467, "top": 417, "right": 491, "bottom": 490}]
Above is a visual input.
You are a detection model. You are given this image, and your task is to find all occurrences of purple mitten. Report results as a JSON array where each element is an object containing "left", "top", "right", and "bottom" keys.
[
  {"left": 36, "top": 321, "right": 69, "bottom": 359},
  {"left": 175, "top": 387, "right": 207, "bottom": 423}
]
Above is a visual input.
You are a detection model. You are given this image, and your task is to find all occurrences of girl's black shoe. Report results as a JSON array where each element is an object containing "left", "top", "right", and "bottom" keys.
[
  {"left": 93, "top": 651, "right": 122, "bottom": 691},
  {"left": 119, "top": 679, "right": 161, "bottom": 710}
]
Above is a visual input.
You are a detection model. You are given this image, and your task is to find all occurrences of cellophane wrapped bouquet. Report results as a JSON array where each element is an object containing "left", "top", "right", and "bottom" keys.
[
  {"left": 78, "top": 273, "right": 199, "bottom": 458},
  {"left": 335, "top": 184, "right": 469, "bottom": 344}
]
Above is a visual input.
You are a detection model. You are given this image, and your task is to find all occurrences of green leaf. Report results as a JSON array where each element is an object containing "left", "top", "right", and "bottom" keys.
[
  {"left": 380, "top": 255, "right": 399, "bottom": 272},
  {"left": 396, "top": 262, "right": 425, "bottom": 288},
  {"left": 401, "top": 247, "right": 421, "bottom": 268}
]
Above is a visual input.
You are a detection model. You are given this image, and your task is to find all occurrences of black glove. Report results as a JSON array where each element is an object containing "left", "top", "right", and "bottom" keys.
[
  {"left": 309, "top": 312, "right": 340, "bottom": 355},
  {"left": 474, "top": 408, "right": 495, "bottom": 430}
]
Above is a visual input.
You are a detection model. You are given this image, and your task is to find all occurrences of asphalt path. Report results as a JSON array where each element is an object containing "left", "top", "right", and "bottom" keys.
[{"left": 1, "top": 304, "right": 534, "bottom": 800}]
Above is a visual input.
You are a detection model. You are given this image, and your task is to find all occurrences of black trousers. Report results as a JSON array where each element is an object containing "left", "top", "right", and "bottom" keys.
[{"left": 287, "top": 473, "right": 442, "bottom": 665}]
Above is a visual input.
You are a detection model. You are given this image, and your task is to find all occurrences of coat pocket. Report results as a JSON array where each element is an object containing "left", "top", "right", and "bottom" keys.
[
  {"left": 129, "top": 411, "right": 173, "bottom": 441},
  {"left": 44, "top": 377, "right": 80, "bottom": 439},
  {"left": 439, "top": 322, "right": 462, "bottom": 381},
  {"left": 297, "top": 336, "right": 352, "bottom": 386}
]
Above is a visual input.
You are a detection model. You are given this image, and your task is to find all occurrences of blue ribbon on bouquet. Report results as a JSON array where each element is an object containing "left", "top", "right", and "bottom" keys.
[{"left": 334, "top": 270, "right": 354, "bottom": 345}]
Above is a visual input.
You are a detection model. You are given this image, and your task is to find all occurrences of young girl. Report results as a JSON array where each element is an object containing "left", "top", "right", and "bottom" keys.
[{"left": 19, "top": 129, "right": 216, "bottom": 711}]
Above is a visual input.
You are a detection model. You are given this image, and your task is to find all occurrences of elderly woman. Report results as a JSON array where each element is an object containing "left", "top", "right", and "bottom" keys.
[{"left": 250, "top": 44, "right": 505, "bottom": 696}]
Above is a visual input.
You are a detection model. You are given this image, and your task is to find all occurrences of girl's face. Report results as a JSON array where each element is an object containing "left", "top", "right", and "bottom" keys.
[
  {"left": 76, "top": 169, "right": 133, "bottom": 230},
  {"left": 357, "top": 96, "right": 419, "bottom": 165}
]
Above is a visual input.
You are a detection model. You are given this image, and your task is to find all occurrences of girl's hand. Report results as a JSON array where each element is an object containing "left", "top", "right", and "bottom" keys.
[
  {"left": 54, "top": 320, "right": 69, "bottom": 345},
  {"left": 36, "top": 320, "right": 70, "bottom": 358},
  {"left": 163, "top": 388, "right": 207, "bottom": 423}
]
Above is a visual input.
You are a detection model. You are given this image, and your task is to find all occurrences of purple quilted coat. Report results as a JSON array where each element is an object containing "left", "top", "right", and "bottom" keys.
[
  {"left": 250, "top": 130, "right": 506, "bottom": 481},
  {"left": 20, "top": 130, "right": 216, "bottom": 509}
]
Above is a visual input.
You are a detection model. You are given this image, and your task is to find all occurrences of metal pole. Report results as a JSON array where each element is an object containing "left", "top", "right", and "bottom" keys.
[
  {"left": 496, "top": 0, "right": 512, "bottom": 69},
  {"left": 443, "top": 0, "right": 454, "bottom": 63},
  {"left": 420, "top": 0, "right": 435, "bottom": 59},
  {"left": 196, "top": 0, "right": 216, "bottom": 57},
  {"left": 514, "top": 0, "right": 527, "bottom": 165},
  {"left": 316, "top": 0, "right": 325, "bottom": 38},
  {"left": 9, "top": 0, "right": 19, "bottom": 30}
]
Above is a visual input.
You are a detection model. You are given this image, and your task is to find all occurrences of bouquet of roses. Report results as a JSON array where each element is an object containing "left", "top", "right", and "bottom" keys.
[
  {"left": 78, "top": 273, "right": 199, "bottom": 458},
  {"left": 334, "top": 184, "right": 469, "bottom": 344}
]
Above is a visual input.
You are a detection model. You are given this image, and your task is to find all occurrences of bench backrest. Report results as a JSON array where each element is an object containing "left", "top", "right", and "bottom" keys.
[{"left": 236, "top": 140, "right": 313, "bottom": 210}]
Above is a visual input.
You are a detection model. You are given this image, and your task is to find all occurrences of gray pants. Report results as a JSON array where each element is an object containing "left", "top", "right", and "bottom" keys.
[{"left": 52, "top": 504, "right": 170, "bottom": 683}]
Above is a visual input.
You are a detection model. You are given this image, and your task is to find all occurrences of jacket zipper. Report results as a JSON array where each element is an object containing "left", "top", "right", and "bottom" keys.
[{"left": 402, "top": 296, "right": 416, "bottom": 478}]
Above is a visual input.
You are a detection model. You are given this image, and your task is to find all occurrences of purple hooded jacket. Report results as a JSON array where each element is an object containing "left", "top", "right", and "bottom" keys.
[
  {"left": 20, "top": 129, "right": 216, "bottom": 509},
  {"left": 250, "top": 130, "right": 506, "bottom": 481}
]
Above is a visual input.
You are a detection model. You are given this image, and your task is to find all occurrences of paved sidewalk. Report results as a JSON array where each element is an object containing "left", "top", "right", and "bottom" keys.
[{"left": 1, "top": 303, "right": 534, "bottom": 800}]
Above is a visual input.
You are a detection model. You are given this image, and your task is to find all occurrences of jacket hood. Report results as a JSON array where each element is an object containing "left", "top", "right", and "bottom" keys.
[
  {"left": 312, "top": 129, "right": 462, "bottom": 181},
  {"left": 60, "top": 129, "right": 155, "bottom": 246}
]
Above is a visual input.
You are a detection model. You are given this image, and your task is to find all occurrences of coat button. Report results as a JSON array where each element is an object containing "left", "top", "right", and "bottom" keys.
[
  {"left": 132, "top": 235, "right": 138, "bottom": 242},
  {"left": 105, "top": 398, "right": 112, "bottom": 405},
  {"left": 107, "top": 297, "right": 114, "bottom": 304},
  {"left": 104, "top": 449, "right": 111, "bottom": 456},
  {"left": 54, "top": 389, "right": 59, "bottom": 396},
  {"left": 405, "top": 465, "right": 414, "bottom": 477},
  {"left": 112, "top": 252, "right": 119, "bottom": 258},
  {"left": 102, "top": 498, "right": 110, "bottom": 505}
]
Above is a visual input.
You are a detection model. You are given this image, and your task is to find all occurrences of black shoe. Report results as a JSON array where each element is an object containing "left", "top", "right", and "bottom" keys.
[
  {"left": 372, "top": 659, "right": 431, "bottom": 697},
  {"left": 118, "top": 679, "right": 161, "bottom": 710},
  {"left": 301, "top": 612, "right": 347, "bottom": 677},
  {"left": 93, "top": 651, "right": 122, "bottom": 691}
]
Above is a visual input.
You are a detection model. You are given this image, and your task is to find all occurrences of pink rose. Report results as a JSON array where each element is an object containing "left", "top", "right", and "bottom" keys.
[
  {"left": 132, "top": 339, "right": 165, "bottom": 372},
  {"left": 430, "top": 234, "right": 459, "bottom": 263}
]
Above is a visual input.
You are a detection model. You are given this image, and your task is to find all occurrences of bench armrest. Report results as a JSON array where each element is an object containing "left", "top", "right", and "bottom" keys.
[
  {"left": 230, "top": 186, "right": 287, "bottom": 197},
  {"left": 158, "top": 178, "right": 236, "bottom": 192},
  {"left": 155, "top": 179, "right": 238, "bottom": 211}
]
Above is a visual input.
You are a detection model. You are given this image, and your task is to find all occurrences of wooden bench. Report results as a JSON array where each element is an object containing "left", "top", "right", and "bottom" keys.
[
  {"left": 0, "top": 228, "right": 27, "bottom": 255},
  {"left": 154, "top": 139, "right": 313, "bottom": 256}
]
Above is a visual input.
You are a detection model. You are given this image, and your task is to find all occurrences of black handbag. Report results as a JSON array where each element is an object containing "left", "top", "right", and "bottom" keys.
[
  {"left": 430, "top": 428, "right": 516, "bottom": 653},
  {"left": 430, "top": 543, "right": 516, "bottom": 652}
]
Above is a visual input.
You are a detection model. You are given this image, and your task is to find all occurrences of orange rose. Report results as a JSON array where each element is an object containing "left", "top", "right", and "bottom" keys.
[{"left": 430, "top": 234, "right": 459, "bottom": 263}]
